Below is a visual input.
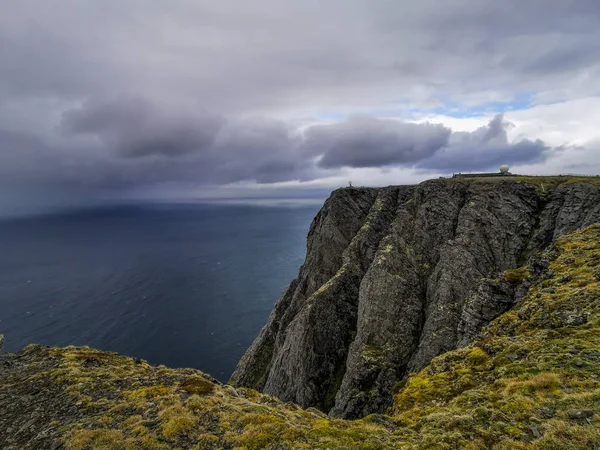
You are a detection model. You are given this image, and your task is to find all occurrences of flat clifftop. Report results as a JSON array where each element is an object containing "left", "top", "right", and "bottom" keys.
[
  {"left": 2, "top": 223, "right": 600, "bottom": 449},
  {"left": 232, "top": 176, "right": 600, "bottom": 418}
]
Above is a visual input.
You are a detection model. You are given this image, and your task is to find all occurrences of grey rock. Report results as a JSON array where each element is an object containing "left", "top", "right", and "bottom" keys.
[
  {"left": 531, "top": 424, "right": 542, "bottom": 438},
  {"left": 232, "top": 178, "right": 600, "bottom": 418},
  {"left": 0, "top": 334, "right": 4, "bottom": 352},
  {"left": 567, "top": 409, "right": 595, "bottom": 420},
  {"left": 558, "top": 275, "right": 571, "bottom": 284},
  {"left": 260, "top": 187, "right": 406, "bottom": 410},
  {"left": 456, "top": 278, "right": 515, "bottom": 348},
  {"left": 230, "top": 186, "right": 383, "bottom": 393},
  {"left": 537, "top": 408, "right": 555, "bottom": 418}
]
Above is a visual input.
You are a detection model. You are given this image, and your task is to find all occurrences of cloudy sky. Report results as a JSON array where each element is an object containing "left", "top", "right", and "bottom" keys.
[{"left": 2, "top": 0, "right": 600, "bottom": 214}]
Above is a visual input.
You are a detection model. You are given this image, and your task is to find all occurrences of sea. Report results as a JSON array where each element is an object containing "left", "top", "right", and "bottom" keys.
[{"left": 0, "top": 202, "right": 320, "bottom": 381}]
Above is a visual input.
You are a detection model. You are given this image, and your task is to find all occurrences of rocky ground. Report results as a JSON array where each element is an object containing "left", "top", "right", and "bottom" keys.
[{"left": 1, "top": 220, "right": 599, "bottom": 449}]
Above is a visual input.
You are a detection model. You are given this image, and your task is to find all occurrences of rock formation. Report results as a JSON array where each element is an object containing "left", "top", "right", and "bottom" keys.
[{"left": 231, "top": 177, "right": 600, "bottom": 418}]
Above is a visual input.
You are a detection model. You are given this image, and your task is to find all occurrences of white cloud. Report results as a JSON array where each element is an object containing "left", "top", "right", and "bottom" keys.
[{"left": 508, "top": 97, "right": 600, "bottom": 146}]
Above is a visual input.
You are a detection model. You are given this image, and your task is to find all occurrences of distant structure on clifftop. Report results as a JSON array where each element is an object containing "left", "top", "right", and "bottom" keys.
[{"left": 453, "top": 165, "right": 513, "bottom": 179}]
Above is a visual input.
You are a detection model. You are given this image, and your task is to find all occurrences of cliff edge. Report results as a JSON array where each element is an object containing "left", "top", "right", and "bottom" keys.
[{"left": 231, "top": 176, "right": 600, "bottom": 418}]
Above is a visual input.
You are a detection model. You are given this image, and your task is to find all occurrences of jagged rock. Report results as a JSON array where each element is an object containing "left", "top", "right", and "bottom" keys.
[
  {"left": 232, "top": 178, "right": 600, "bottom": 418},
  {"left": 230, "top": 187, "right": 382, "bottom": 392},
  {"left": 0, "top": 334, "right": 4, "bottom": 352},
  {"left": 252, "top": 187, "right": 409, "bottom": 410}
]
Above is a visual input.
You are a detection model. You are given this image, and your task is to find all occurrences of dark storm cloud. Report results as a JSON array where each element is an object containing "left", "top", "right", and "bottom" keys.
[
  {"left": 302, "top": 114, "right": 549, "bottom": 172},
  {"left": 55, "top": 98, "right": 552, "bottom": 183},
  {"left": 62, "top": 98, "right": 224, "bottom": 157},
  {"left": 306, "top": 117, "right": 451, "bottom": 168},
  {"left": 209, "top": 118, "right": 308, "bottom": 184},
  {"left": 53, "top": 96, "right": 549, "bottom": 182},
  {"left": 54, "top": 98, "right": 314, "bottom": 187},
  {"left": 0, "top": 98, "right": 558, "bottom": 199},
  {"left": 417, "top": 115, "right": 549, "bottom": 172}
]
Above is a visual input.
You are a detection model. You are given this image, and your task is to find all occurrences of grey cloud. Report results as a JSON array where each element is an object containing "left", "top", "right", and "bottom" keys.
[
  {"left": 55, "top": 98, "right": 311, "bottom": 186},
  {"left": 481, "top": 114, "right": 508, "bottom": 142},
  {"left": 0, "top": 102, "right": 563, "bottom": 198},
  {"left": 207, "top": 118, "right": 307, "bottom": 184},
  {"left": 62, "top": 98, "right": 223, "bottom": 157},
  {"left": 2, "top": 1, "right": 600, "bottom": 115},
  {"left": 417, "top": 115, "right": 549, "bottom": 172},
  {"left": 306, "top": 117, "right": 451, "bottom": 168},
  {"left": 304, "top": 114, "right": 550, "bottom": 173}
]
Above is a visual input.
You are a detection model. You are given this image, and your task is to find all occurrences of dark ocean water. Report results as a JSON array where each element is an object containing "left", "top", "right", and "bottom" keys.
[{"left": 0, "top": 203, "right": 319, "bottom": 381}]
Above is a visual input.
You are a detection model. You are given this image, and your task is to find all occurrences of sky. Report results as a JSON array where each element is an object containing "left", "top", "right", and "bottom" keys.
[{"left": 2, "top": 0, "right": 600, "bottom": 214}]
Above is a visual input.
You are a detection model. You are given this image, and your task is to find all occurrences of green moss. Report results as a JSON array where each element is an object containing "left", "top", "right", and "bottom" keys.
[
  {"left": 160, "top": 406, "right": 195, "bottom": 438},
  {"left": 180, "top": 376, "right": 214, "bottom": 395},
  {"left": 315, "top": 267, "right": 346, "bottom": 295},
  {"left": 125, "top": 385, "right": 172, "bottom": 399},
  {"left": 466, "top": 347, "right": 489, "bottom": 365},
  {"left": 323, "top": 361, "right": 347, "bottom": 411},
  {"left": 66, "top": 429, "right": 137, "bottom": 450},
  {"left": 504, "top": 266, "right": 530, "bottom": 283}
]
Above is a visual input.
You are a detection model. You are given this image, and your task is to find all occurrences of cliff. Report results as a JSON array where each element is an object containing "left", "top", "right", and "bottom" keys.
[
  {"left": 1, "top": 221, "right": 599, "bottom": 449},
  {"left": 231, "top": 176, "right": 600, "bottom": 418}
]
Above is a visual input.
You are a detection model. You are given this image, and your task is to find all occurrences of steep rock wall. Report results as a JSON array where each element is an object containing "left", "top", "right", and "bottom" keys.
[{"left": 231, "top": 178, "right": 600, "bottom": 419}]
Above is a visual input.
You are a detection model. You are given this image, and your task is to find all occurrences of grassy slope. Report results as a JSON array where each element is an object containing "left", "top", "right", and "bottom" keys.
[
  {"left": 1, "top": 211, "right": 599, "bottom": 450},
  {"left": 4, "top": 345, "right": 404, "bottom": 449},
  {"left": 449, "top": 175, "right": 600, "bottom": 193}
]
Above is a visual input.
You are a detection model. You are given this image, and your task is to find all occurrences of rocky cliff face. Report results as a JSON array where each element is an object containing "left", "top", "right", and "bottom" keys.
[{"left": 231, "top": 177, "right": 600, "bottom": 419}]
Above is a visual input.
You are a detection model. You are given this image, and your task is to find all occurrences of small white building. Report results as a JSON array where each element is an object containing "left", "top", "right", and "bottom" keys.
[{"left": 452, "top": 165, "right": 513, "bottom": 178}]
